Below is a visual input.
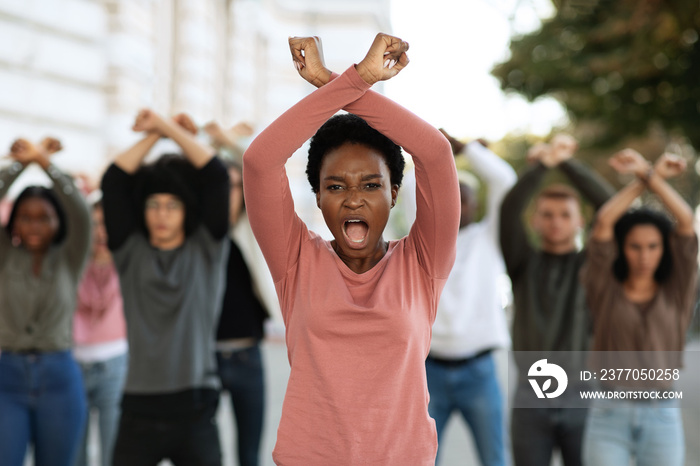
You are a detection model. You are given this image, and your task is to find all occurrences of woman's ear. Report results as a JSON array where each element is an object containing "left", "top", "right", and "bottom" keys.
[
  {"left": 391, "top": 185, "right": 399, "bottom": 208},
  {"left": 316, "top": 191, "right": 321, "bottom": 209}
]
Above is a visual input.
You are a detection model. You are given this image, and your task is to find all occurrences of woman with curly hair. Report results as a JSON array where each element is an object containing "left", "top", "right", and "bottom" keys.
[
  {"left": 0, "top": 138, "right": 91, "bottom": 466},
  {"left": 243, "top": 34, "right": 460, "bottom": 464},
  {"left": 581, "top": 149, "right": 697, "bottom": 466}
]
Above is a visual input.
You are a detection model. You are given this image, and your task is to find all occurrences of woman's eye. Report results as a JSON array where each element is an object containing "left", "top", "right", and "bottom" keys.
[
  {"left": 327, "top": 185, "right": 343, "bottom": 191},
  {"left": 365, "top": 183, "right": 381, "bottom": 189}
]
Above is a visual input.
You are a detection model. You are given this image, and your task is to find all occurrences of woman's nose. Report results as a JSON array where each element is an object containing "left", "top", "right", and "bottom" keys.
[{"left": 344, "top": 188, "right": 363, "bottom": 207}]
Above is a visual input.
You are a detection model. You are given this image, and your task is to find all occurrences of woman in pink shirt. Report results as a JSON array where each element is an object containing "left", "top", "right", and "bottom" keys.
[
  {"left": 73, "top": 195, "right": 128, "bottom": 466},
  {"left": 243, "top": 34, "right": 460, "bottom": 465}
]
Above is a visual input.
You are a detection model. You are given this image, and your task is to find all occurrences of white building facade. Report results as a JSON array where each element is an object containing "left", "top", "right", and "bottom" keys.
[{"left": 0, "top": 0, "right": 391, "bottom": 229}]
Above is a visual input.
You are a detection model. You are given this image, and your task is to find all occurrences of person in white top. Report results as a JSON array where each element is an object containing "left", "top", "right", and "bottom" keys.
[{"left": 403, "top": 130, "right": 516, "bottom": 466}]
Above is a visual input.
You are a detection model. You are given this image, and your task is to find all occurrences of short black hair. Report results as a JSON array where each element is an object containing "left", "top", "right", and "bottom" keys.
[
  {"left": 134, "top": 154, "right": 199, "bottom": 236},
  {"left": 306, "top": 113, "right": 405, "bottom": 193},
  {"left": 6, "top": 186, "right": 67, "bottom": 244},
  {"left": 613, "top": 208, "right": 673, "bottom": 283}
]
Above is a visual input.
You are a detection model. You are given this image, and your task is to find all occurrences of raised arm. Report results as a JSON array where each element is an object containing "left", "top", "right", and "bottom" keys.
[
  {"left": 539, "top": 133, "right": 615, "bottom": 210},
  {"left": 289, "top": 34, "right": 459, "bottom": 277},
  {"left": 132, "top": 109, "right": 216, "bottom": 169},
  {"left": 591, "top": 149, "right": 694, "bottom": 241},
  {"left": 112, "top": 132, "right": 160, "bottom": 174},
  {"left": 0, "top": 143, "right": 29, "bottom": 262},
  {"left": 590, "top": 149, "right": 647, "bottom": 242},
  {"left": 344, "top": 44, "right": 458, "bottom": 278},
  {"left": 499, "top": 163, "right": 546, "bottom": 277},
  {"left": 168, "top": 113, "right": 230, "bottom": 240},
  {"left": 647, "top": 153, "right": 695, "bottom": 236},
  {"left": 101, "top": 132, "right": 160, "bottom": 250},
  {"left": 194, "top": 157, "right": 230, "bottom": 240},
  {"left": 243, "top": 57, "right": 379, "bottom": 282},
  {"left": 9, "top": 138, "right": 91, "bottom": 271},
  {"left": 459, "top": 139, "right": 517, "bottom": 234}
]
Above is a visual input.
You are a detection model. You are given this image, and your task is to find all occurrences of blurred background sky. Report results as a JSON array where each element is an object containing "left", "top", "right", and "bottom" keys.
[{"left": 388, "top": 0, "right": 566, "bottom": 140}]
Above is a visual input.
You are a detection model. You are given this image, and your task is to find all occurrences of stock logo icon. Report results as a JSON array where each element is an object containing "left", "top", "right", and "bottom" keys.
[{"left": 528, "top": 359, "right": 568, "bottom": 399}]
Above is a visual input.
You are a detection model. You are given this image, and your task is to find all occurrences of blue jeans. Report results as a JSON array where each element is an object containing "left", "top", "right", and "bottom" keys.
[
  {"left": 75, "top": 352, "right": 128, "bottom": 466},
  {"left": 582, "top": 398, "right": 684, "bottom": 466},
  {"left": 216, "top": 345, "right": 265, "bottom": 466},
  {"left": 0, "top": 350, "right": 87, "bottom": 466},
  {"left": 426, "top": 352, "right": 506, "bottom": 466}
]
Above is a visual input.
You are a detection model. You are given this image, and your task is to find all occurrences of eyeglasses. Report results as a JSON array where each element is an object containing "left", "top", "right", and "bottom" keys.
[{"left": 145, "top": 199, "right": 184, "bottom": 212}]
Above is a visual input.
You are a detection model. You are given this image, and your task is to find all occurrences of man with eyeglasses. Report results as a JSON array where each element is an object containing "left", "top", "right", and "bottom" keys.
[{"left": 101, "top": 109, "right": 229, "bottom": 466}]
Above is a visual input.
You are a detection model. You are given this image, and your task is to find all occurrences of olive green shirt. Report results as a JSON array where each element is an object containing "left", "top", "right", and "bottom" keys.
[{"left": 0, "top": 162, "right": 91, "bottom": 351}]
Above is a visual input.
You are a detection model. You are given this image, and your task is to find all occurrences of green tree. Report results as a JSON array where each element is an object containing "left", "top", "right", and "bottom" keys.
[{"left": 492, "top": 0, "right": 700, "bottom": 149}]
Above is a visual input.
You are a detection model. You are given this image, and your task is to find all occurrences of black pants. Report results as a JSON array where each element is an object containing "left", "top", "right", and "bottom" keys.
[
  {"left": 511, "top": 406, "right": 588, "bottom": 466},
  {"left": 112, "top": 393, "right": 221, "bottom": 466}
]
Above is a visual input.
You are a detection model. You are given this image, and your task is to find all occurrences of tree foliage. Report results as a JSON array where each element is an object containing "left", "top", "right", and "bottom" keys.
[{"left": 492, "top": 0, "right": 700, "bottom": 149}]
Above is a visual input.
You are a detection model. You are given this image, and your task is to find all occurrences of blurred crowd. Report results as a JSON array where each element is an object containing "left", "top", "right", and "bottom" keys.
[{"left": 0, "top": 39, "right": 698, "bottom": 466}]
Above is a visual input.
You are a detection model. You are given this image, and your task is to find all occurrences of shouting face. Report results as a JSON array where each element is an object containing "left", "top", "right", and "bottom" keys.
[{"left": 316, "top": 142, "right": 398, "bottom": 273}]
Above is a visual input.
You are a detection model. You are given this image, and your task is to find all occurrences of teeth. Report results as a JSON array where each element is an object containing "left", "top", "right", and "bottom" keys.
[{"left": 347, "top": 219, "right": 361, "bottom": 222}]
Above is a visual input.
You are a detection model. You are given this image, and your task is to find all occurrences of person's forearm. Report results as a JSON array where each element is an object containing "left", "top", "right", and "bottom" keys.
[
  {"left": 647, "top": 173, "right": 695, "bottom": 235},
  {"left": 591, "top": 180, "right": 644, "bottom": 241},
  {"left": 196, "top": 158, "right": 230, "bottom": 240},
  {"left": 498, "top": 164, "right": 545, "bottom": 272},
  {"left": 158, "top": 119, "right": 215, "bottom": 169},
  {"left": 101, "top": 164, "right": 137, "bottom": 250},
  {"left": 0, "top": 161, "right": 25, "bottom": 200},
  {"left": 114, "top": 133, "right": 160, "bottom": 174},
  {"left": 243, "top": 66, "right": 371, "bottom": 282},
  {"left": 43, "top": 163, "right": 91, "bottom": 270},
  {"left": 464, "top": 142, "right": 517, "bottom": 216},
  {"left": 559, "top": 159, "right": 614, "bottom": 209},
  {"left": 342, "top": 76, "right": 460, "bottom": 278}
]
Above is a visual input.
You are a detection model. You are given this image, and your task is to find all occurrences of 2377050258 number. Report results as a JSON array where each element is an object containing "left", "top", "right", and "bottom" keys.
[{"left": 596, "top": 368, "right": 680, "bottom": 381}]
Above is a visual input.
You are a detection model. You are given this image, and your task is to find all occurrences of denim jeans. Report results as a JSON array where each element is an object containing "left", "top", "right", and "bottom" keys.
[
  {"left": 426, "top": 352, "right": 506, "bottom": 466},
  {"left": 216, "top": 344, "right": 265, "bottom": 466},
  {"left": 75, "top": 352, "right": 128, "bottom": 466},
  {"left": 0, "top": 350, "right": 87, "bottom": 466},
  {"left": 582, "top": 398, "right": 684, "bottom": 466}
]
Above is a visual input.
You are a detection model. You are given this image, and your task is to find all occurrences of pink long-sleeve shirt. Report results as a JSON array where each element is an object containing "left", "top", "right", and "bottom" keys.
[
  {"left": 243, "top": 66, "right": 460, "bottom": 465},
  {"left": 73, "top": 260, "right": 126, "bottom": 345}
]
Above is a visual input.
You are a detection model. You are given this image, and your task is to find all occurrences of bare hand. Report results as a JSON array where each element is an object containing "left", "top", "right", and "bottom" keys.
[
  {"left": 653, "top": 152, "right": 686, "bottom": 179},
  {"left": 548, "top": 134, "right": 578, "bottom": 165},
  {"left": 355, "top": 33, "right": 409, "bottom": 85},
  {"left": 230, "top": 122, "right": 254, "bottom": 138},
  {"left": 9, "top": 138, "right": 40, "bottom": 165},
  {"left": 132, "top": 109, "right": 165, "bottom": 134},
  {"left": 289, "top": 36, "right": 332, "bottom": 88},
  {"left": 204, "top": 121, "right": 225, "bottom": 138},
  {"left": 173, "top": 113, "right": 198, "bottom": 135},
  {"left": 526, "top": 142, "right": 550, "bottom": 165},
  {"left": 439, "top": 128, "right": 466, "bottom": 156},
  {"left": 608, "top": 148, "right": 651, "bottom": 177},
  {"left": 39, "top": 137, "right": 63, "bottom": 155}
]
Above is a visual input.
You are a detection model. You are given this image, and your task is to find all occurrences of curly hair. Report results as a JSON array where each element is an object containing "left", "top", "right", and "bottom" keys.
[
  {"left": 613, "top": 208, "right": 674, "bottom": 283},
  {"left": 306, "top": 113, "right": 405, "bottom": 193},
  {"left": 6, "top": 186, "right": 67, "bottom": 244},
  {"left": 133, "top": 154, "right": 200, "bottom": 236}
]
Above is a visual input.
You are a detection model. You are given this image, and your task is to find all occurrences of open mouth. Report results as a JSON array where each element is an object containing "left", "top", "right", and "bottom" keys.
[{"left": 343, "top": 219, "right": 369, "bottom": 246}]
